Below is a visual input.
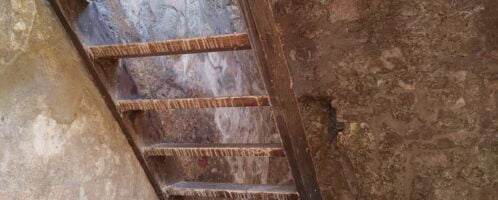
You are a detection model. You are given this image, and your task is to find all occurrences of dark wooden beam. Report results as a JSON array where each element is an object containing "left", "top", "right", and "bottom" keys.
[
  {"left": 166, "top": 182, "right": 298, "bottom": 200},
  {"left": 117, "top": 96, "right": 270, "bottom": 112},
  {"left": 144, "top": 143, "right": 285, "bottom": 157},
  {"left": 238, "top": 0, "right": 323, "bottom": 199},
  {"left": 47, "top": 1, "right": 165, "bottom": 200},
  {"left": 87, "top": 33, "right": 252, "bottom": 59}
]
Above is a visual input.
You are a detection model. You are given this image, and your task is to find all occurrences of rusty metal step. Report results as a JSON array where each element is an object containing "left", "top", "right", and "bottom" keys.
[
  {"left": 117, "top": 96, "right": 269, "bottom": 112},
  {"left": 87, "top": 33, "right": 251, "bottom": 59},
  {"left": 144, "top": 143, "right": 285, "bottom": 157},
  {"left": 49, "top": 0, "right": 324, "bottom": 199},
  {"left": 165, "top": 182, "right": 298, "bottom": 199}
]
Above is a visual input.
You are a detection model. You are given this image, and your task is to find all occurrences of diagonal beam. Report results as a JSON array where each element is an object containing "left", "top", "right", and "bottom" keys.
[
  {"left": 47, "top": 0, "right": 165, "bottom": 199},
  {"left": 238, "top": 1, "right": 323, "bottom": 199}
]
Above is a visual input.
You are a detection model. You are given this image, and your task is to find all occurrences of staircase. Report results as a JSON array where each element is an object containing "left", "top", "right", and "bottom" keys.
[{"left": 49, "top": 0, "right": 322, "bottom": 199}]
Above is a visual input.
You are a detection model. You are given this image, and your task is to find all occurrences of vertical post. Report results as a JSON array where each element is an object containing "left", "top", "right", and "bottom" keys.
[{"left": 238, "top": 0, "right": 323, "bottom": 199}]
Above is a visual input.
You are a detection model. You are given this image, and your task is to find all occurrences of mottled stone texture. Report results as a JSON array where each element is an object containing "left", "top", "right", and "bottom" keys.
[
  {"left": 274, "top": 0, "right": 498, "bottom": 199},
  {"left": 4, "top": 0, "right": 494, "bottom": 199},
  {"left": 0, "top": 0, "right": 158, "bottom": 199}
]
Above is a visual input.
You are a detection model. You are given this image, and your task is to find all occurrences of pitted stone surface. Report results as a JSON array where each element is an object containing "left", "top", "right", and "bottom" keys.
[{"left": 275, "top": 0, "right": 498, "bottom": 199}]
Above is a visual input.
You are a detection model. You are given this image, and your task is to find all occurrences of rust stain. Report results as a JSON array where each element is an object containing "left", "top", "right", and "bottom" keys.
[
  {"left": 144, "top": 144, "right": 285, "bottom": 157},
  {"left": 87, "top": 33, "right": 251, "bottom": 59},
  {"left": 117, "top": 96, "right": 270, "bottom": 112}
]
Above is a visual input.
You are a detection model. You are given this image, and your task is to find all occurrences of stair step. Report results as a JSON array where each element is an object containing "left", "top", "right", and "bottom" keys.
[
  {"left": 166, "top": 182, "right": 298, "bottom": 199},
  {"left": 87, "top": 33, "right": 251, "bottom": 59},
  {"left": 144, "top": 143, "right": 285, "bottom": 157},
  {"left": 117, "top": 96, "right": 269, "bottom": 112}
]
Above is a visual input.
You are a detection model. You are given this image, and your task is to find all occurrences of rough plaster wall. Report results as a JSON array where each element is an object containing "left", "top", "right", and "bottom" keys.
[
  {"left": 274, "top": 0, "right": 498, "bottom": 199},
  {"left": 0, "top": 0, "right": 158, "bottom": 199},
  {"left": 72, "top": 0, "right": 291, "bottom": 186}
]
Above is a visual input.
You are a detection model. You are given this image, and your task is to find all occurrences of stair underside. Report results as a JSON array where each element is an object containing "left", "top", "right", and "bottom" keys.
[
  {"left": 144, "top": 143, "right": 285, "bottom": 157},
  {"left": 166, "top": 182, "right": 298, "bottom": 199},
  {"left": 87, "top": 33, "right": 251, "bottom": 59},
  {"left": 117, "top": 96, "right": 269, "bottom": 112}
]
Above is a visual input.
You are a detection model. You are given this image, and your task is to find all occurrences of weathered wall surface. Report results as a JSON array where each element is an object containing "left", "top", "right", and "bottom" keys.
[
  {"left": 274, "top": 0, "right": 498, "bottom": 199},
  {"left": 0, "top": 0, "right": 158, "bottom": 199}
]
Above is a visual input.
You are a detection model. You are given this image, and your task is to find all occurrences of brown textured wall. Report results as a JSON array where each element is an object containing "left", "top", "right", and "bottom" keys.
[
  {"left": 274, "top": 0, "right": 498, "bottom": 199},
  {"left": 0, "top": 1, "right": 158, "bottom": 199}
]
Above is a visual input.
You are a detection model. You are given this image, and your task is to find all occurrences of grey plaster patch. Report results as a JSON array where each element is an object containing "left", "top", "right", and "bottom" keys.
[{"left": 30, "top": 112, "right": 69, "bottom": 157}]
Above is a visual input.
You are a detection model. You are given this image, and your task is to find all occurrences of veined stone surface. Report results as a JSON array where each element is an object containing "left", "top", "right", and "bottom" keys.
[{"left": 73, "top": 0, "right": 291, "bottom": 187}]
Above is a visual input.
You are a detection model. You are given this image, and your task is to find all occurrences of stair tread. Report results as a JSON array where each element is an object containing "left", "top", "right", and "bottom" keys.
[
  {"left": 144, "top": 143, "right": 285, "bottom": 157},
  {"left": 117, "top": 96, "right": 269, "bottom": 112},
  {"left": 87, "top": 33, "right": 251, "bottom": 59},
  {"left": 166, "top": 181, "right": 298, "bottom": 199}
]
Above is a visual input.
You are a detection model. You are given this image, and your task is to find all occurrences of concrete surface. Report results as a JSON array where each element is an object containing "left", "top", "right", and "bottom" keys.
[{"left": 0, "top": 0, "right": 158, "bottom": 199}]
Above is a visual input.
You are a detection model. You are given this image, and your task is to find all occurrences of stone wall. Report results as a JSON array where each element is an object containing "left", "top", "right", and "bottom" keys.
[
  {"left": 274, "top": 0, "right": 498, "bottom": 199},
  {"left": 2, "top": 0, "right": 496, "bottom": 199},
  {"left": 0, "top": 0, "right": 158, "bottom": 199}
]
